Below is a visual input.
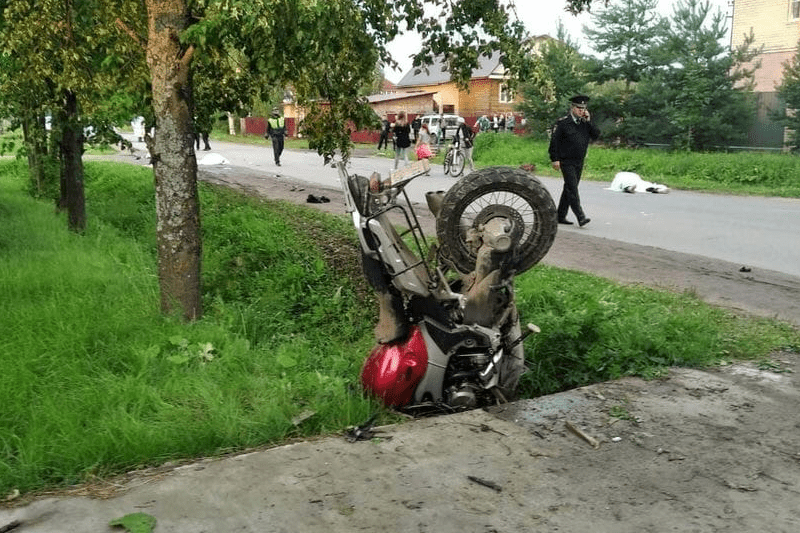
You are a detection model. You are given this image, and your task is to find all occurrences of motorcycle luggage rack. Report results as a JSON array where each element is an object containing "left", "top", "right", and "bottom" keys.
[
  {"left": 338, "top": 161, "right": 440, "bottom": 296},
  {"left": 365, "top": 188, "right": 434, "bottom": 296}
]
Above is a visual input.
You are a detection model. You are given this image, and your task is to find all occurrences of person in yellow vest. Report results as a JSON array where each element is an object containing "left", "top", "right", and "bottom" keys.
[{"left": 265, "top": 108, "right": 286, "bottom": 166}]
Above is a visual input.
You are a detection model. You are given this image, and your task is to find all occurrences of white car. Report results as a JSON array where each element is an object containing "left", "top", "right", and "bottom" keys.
[{"left": 418, "top": 114, "right": 461, "bottom": 144}]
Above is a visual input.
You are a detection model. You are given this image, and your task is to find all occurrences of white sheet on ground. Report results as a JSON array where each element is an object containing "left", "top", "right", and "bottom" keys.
[
  {"left": 198, "top": 153, "right": 230, "bottom": 166},
  {"left": 606, "top": 171, "right": 669, "bottom": 193}
]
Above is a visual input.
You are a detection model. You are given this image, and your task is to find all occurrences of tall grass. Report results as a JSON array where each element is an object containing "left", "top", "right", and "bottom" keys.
[
  {"left": 1, "top": 158, "right": 798, "bottom": 497},
  {"left": 0, "top": 160, "right": 379, "bottom": 496},
  {"left": 515, "top": 266, "right": 799, "bottom": 396}
]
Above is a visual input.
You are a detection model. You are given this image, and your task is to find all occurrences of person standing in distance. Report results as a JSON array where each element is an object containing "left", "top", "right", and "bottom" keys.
[
  {"left": 265, "top": 107, "right": 286, "bottom": 166},
  {"left": 392, "top": 111, "right": 411, "bottom": 169},
  {"left": 454, "top": 117, "right": 475, "bottom": 172},
  {"left": 548, "top": 95, "right": 600, "bottom": 227}
]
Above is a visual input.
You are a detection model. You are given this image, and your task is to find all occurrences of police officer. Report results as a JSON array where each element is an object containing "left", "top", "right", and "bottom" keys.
[
  {"left": 265, "top": 107, "right": 286, "bottom": 166},
  {"left": 548, "top": 95, "right": 600, "bottom": 227}
]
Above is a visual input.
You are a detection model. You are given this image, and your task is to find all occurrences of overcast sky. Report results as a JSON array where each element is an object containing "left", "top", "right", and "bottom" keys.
[{"left": 384, "top": 0, "right": 733, "bottom": 83}]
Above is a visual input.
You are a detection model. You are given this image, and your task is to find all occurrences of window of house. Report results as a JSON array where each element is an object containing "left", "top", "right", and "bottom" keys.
[
  {"left": 499, "top": 84, "right": 514, "bottom": 103},
  {"left": 792, "top": 0, "right": 800, "bottom": 19}
]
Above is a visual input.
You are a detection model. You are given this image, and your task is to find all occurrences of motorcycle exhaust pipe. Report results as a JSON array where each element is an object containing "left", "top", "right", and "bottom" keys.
[{"left": 425, "top": 191, "right": 446, "bottom": 218}]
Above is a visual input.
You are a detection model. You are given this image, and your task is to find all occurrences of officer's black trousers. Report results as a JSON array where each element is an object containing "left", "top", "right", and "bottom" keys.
[
  {"left": 557, "top": 160, "right": 586, "bottom": 221},
  {"left": 271, "top": 135, "right": 284, "bottom": 164}
]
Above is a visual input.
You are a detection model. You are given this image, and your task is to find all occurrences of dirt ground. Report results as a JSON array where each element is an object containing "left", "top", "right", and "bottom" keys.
[{"left": 3, "top": 162, "right": 799, "bottom": 532}]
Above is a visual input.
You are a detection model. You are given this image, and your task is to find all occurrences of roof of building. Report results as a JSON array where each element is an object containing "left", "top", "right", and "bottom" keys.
[{"left": 396, "top": 50, "right": 504, "bottom": 88}]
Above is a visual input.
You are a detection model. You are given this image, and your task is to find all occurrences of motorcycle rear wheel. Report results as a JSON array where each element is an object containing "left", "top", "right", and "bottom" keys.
[{"left": 436, "top": 166, "right": 558, "bottom": 274}]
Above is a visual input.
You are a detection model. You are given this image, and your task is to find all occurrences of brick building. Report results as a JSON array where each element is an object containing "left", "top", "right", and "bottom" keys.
[
  {"left": 731, "top": 0, "right": 800, "bottom": 148},
  {"left": 392, "top": 48, "right": 534, "bottom": 127}
]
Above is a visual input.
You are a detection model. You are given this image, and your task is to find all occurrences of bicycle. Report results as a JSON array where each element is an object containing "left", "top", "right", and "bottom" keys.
[{"left": 442, "top": 141, "right": 465, "bottom": 177}]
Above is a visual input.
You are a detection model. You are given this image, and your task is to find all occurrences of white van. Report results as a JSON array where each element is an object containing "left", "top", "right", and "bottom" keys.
[{"left": 418, "top": 114, "right": 460, "bottom": 144}]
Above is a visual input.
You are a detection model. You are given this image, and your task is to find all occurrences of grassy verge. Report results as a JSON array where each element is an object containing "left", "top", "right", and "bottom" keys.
[
  {"left": 470, "top": 133, "right": 800, "bottom": 198},
  {"left": 1, "top": 159, "right": 798, "bottom": 498}
]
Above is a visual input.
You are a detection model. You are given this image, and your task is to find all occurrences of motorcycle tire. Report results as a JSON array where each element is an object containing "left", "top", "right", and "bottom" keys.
[{"left": 436, "top": 166, "right": 558, "bottom": 275}]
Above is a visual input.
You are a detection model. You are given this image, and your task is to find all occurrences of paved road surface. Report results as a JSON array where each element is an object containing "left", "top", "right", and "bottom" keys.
[{"left": 176, "top": 137, "right": 800, "bottom": 278}]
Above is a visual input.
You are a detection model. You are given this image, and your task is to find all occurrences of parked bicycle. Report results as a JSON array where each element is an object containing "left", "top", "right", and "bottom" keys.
[{"left": 442, "top": 139, "right": 466, "bottom": 177}]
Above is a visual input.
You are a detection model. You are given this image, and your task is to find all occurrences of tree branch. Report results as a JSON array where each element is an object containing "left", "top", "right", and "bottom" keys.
[{"left": 116, "top": 18, "right": 145, "bottom": 48}]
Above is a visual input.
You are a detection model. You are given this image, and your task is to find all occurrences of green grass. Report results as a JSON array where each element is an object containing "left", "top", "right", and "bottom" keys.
[
  {"left": 468, "top": 133, "right": 800, "bottom": 198},
  {"left": 1, "top": 157, "right": 798, "bottom": 498}
]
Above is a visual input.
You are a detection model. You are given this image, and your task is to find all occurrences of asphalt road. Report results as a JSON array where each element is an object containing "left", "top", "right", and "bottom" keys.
[{"left": 125, "top": 135, "right": 800, "bottom": 279}]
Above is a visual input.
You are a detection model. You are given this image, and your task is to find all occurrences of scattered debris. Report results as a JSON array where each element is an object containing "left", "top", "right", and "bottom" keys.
[
  {"left": 467, "top": 475, "right": 503, "bottom": 492},
  {"left": 344, "top": 414, "right": 381, "bottom": 442},
  {"left": 306, "top": 194, "right": 330, "bottom": 204},
  {"left": 109, "top": 512, "right": 157, "bottom": 533},
  {"left": 291, "top": 410, "right": 316, "bottom": 426},
  {"left": 0, "top": 520, "right": 21, "bottom": 533},
  {"left": 565, "top": 420, "right": 600, "bottom": 449}
]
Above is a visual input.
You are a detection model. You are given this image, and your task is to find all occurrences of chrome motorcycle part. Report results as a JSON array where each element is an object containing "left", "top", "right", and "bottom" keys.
[{"left": 436, "top": 167, "right": 558, "bottom": 275}]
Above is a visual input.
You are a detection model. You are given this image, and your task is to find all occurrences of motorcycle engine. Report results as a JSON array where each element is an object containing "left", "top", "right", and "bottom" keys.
[{"left": 443, "top": 353, "right": 492, "bottom": 409}]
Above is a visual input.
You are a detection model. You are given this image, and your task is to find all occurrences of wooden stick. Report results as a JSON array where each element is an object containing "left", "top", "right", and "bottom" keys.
[{"left": 565, "top": 420, "right": 600, "bottom": 449}]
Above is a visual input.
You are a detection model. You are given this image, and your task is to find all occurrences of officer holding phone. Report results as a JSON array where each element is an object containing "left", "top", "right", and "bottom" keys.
[{"left": 548, "top": 95, "right": 600, "bottom": 227}]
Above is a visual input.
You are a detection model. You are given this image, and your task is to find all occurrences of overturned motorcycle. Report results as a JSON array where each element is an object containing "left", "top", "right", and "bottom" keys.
[{"left": 339, "top": 161, "right": 557, "bottom": 414}]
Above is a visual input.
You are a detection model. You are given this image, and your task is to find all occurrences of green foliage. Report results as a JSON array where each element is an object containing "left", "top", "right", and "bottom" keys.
[
  {"left": 109, "top": 513, "right": 157, "bottom": 533},
  {"left": 583, "top": 0, "right": 759, "bottom": 150},
  {"left": 776, "top": 39, "right": 800, "bottom": 152},
  {"left": 518, "top": 32, "right": 588, "bottom": 135},
  {"left": 516, "top": 266, "right": 800, "bottom": 396},
  {"left": 0, "top": 160, "right": 378, "bottom": 495},
  {"left": 582, "top": 0, "right": 665, "bottom": 86}
]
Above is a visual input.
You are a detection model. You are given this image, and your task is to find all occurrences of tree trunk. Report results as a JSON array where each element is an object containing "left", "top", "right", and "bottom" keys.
[
  {"left": 145, "top": 0, "right": 202, "bottom": 320},
  {"left": 60, "top": 90, "right": 86, "bottom": 233},
  {"left": 21, "top": 112, "right": 48, "bottom": 197}
]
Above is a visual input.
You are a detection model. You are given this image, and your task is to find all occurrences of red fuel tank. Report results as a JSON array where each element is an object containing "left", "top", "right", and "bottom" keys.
[{"left": 361, "top": 325, "right": 428, "bottom": 407}]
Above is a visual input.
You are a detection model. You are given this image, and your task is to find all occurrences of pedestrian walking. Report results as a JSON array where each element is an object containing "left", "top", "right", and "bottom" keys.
[
  {"left": 415, "top": 123, "right": 433, "bottom": 161},
  {"left": 265, "top": 108, "right": 286, "bottom": 166},
  {"left": 392, "top": 111, "right": 412, "bottom": 169},
  {"left": 548, "top": 95, "right": 600, "bottom": 227},
  {"left": 411, "top": 114, "right": 422, "bottom": 144},
  {"left": 377, "top": 114, "right": 391, "bottom": 150}
]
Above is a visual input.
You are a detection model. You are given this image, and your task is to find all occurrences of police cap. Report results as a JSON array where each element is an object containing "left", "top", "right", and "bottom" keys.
[{"left": 570, "top": 95, "right": 589, "bottom": 108}]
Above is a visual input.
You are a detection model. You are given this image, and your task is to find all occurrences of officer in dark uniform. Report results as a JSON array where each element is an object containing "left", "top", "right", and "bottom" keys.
[{"left": 548, "top": 95, "right": 601, "bottom": 227}]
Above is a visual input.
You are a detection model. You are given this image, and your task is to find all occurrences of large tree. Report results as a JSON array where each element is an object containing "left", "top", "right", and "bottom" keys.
[
  {"left": 582, "top": 0, "right": 666, "bottom": 88},
  {"left": 583, "top": 0, "right": 759, "bottom": 149},
  {"left": 0, "top": 0, "right": 144, "bottom": 231},
  {"left": 517, "top": 24, "right": 588, "bottom": 136}
]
